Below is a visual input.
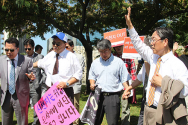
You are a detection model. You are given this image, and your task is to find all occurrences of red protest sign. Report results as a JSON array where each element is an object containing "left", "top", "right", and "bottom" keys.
[
  {"left": 122, "top": 36, "right": 145, "bottom": 59},
  {"left": 103, "top": 28, "right": 127, "bottom": 47}
]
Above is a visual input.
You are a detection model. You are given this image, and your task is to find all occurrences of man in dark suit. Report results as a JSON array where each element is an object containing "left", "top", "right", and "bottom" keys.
[
  {"left": 24, "top": 39, "right": 44, "bottom": 125},
  {"left": 0, "top": 38, "right": 35, "bottom": 125}
]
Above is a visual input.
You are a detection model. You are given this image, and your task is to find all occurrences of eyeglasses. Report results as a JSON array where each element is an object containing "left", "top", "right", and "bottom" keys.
[
  {"left": 25, "top": 48, "right": 31, "bottom": 51},
  {"left": 149, "top": 39, "right": 162, "bottom": 43},
  {"left": 52, "top": 41, "right": 60, "bottom": 46},
  {"left": 5, "top": 49, "right": 15, "bottom": 52}
]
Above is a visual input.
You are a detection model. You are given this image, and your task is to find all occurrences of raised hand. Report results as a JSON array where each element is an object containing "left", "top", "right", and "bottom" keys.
[
  {"left": 173, "top": 42, "right": 179, "bottom": 53},
  {"left": 125, "top": 7, "right": 133, "bottom": 29}
]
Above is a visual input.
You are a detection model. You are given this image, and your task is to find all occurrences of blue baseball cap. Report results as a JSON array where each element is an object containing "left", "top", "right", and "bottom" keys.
[{"left": 51, "top": 32, "right": 68, "bottom": 42}]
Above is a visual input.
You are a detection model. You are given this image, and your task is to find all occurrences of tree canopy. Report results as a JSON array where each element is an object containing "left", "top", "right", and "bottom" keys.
[
  {"left": 1, "top": 0, "right": 188, "bottom": 44},
  {"left": 1, "top": 0, "right": 188, "bottom": 92}
]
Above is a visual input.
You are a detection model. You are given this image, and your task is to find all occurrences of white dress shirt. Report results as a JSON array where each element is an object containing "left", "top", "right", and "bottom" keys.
[
  {"left": 38, "top": 49, "right": 82, "bottom": 87},
  {"left": 129, "top": 28, "right": 188, "bottom": 106},
  {"left": 137, "top": 65, "right": 146, "bottom": 85}
]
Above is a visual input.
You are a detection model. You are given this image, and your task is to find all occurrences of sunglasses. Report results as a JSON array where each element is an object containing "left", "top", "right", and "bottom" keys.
[
  {"left": 5, "top": 49, "right": 15, "bottom": 52},
  {"left": 52, "top": 41, "right": 60, "bottom": 46},
  {"left": 25, "top": 48, "right": 31, "bottom": 51}
]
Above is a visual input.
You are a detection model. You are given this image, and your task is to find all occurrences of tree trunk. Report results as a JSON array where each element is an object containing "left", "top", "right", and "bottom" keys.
[
  {"left": 84, "top": 46, "right": 93, "bottom": 94},
  {"left": 78, "top": 34, "right": 93, "bottom": 95}
]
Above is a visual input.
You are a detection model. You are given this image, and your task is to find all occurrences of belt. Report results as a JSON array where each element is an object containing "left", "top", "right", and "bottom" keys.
[
  {"left": 102, "top": 92, "right": 120, "bottom": 96},
  {"left": 145, "top": 102, "right": 157, "bottom": 109}
]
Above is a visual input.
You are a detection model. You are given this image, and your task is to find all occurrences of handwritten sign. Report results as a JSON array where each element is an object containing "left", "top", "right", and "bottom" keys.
[
  {"left": 122, "top": 36, "right": 145, "bottom": 59},
  {"left": 104, "top": 28, "right": 127, "bottom": 47},
  {"left": 34, "top": 82, "right": 80, "bottom": 125}
]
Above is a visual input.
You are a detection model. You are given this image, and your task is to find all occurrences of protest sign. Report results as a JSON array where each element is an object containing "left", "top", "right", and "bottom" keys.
[
  {"left": 34, "top": 82, "right": 80, "bottom": 125},
  {"left": 122, "top": 36, "right": 145, "bottom": 59},
  {"left": 103, "top": 28, "right": 127, "bottom": 47},
  {"left": 80, "top": 86, "right": 102, "bottom": 125}
]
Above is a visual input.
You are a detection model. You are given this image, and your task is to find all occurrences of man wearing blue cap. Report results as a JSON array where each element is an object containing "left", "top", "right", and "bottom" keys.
[{"left": 33, "top": 32, "right": 82, "bottom": 109}]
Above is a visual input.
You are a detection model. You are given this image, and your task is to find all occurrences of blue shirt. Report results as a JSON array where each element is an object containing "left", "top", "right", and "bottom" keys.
[{"left": 89, "top": 54, "right": 131, "bottom": 92}]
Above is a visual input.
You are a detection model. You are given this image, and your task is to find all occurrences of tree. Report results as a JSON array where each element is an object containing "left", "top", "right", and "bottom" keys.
[{"left": 1, "top": 0, "right": 188, "bottom": 93}]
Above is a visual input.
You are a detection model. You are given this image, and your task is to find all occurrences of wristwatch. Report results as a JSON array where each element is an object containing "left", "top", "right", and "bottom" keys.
[{"left": 66, "top": 82, "right": 70, "bottom": 87}]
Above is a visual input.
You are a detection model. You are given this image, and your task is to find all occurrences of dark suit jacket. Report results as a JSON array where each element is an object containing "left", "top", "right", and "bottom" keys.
[
  {"left": 0, "top": 54, "right": 33, "bottom": 107},
  {"left": 30, "top": 53, "right": 44, "bottom": 89}
]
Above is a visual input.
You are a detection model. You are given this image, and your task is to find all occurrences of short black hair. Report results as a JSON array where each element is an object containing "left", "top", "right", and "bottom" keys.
[
  {"left": 5, "top": 37, "right": 19, "bottom": 48},
  {"left": 154, "top": 27, "right": 174, "bottom": 49},
  {"left": 35, "top": 45, "right": 43, "bottom": 51},
  {"left": 67, "top": 39, "right": 74, "bottom": 46},
  {"left": 24, "top": 39, "right": 35, "bottom": 48}
]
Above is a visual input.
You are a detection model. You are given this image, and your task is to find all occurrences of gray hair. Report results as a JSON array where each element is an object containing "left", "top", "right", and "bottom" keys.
[
  {"left": 144, "top": 36, "right": 152, "bottom": 49},
  {"left": 97, "top": 39, "right": 111, "bottom": 50}
]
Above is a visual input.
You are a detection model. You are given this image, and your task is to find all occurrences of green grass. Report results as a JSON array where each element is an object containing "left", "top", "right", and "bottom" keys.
[{"left": 0, "top": 85, "right": 143, "bottom": 125}]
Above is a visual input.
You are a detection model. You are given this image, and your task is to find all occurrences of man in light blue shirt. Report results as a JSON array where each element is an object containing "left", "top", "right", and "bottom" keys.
[{"left": 89, "top": 39, "right": 130, "bottom": 125}]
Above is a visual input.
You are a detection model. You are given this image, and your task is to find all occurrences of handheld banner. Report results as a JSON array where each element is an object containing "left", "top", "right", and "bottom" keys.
[
  {"left": 104, "top": 28, "right": 127, "bottom": 47},
  {"left": 34, "top": 82, "right": 80, "bottom": 125},
  {"left": 122, "top": 36, "right": 145, "bottom": 59}
]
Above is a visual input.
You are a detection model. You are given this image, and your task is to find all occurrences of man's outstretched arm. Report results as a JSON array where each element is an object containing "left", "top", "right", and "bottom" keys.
[{"left": 125, "top": 7, "right": 134, "bottom": 30}]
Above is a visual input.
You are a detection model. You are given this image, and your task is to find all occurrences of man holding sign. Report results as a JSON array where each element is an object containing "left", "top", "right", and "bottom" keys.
[
  {"left": 89, "top": 39, "right": 131, "bottom": 125},
  {"left": 33, "top": 32, "right": 82, "bottom": 125}
]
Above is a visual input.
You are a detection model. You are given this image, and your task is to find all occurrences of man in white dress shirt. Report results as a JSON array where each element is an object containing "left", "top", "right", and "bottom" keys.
[
  {"left": 123, "top": 7, "right": 188, "bottom": 125},
  {"left": 33, "top": 32, "right": 82, "bottom": 115}
]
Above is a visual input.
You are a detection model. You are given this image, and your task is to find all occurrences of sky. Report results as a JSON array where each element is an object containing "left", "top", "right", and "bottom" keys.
[
  {"left": 31, "top": 30, "right": 55, "bottom": 56},
  {"left": 32, "top": 30, "right": 103, "bottom": 56}
]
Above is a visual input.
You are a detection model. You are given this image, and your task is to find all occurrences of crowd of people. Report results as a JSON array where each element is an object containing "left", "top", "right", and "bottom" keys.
[{"left": 0, "top": 7, "right": 188, "bottom": 125}]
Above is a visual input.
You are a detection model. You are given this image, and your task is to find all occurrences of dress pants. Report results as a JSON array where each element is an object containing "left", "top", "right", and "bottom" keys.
[
  {"left": 64, "top": 87, "right": 74, "bottom": 125},
  {"left": 73, "top": 93, "right": 80, "bottom": 125},
  {"left": 29, "top": 83, "right": 41, "bottom": 125},
  {"left": 1, "top": 91, "right": 28, "bottom": 125},
  {"left": 137, "top": 99, "right": 145, "bottom": 125},
  {"left": 41, "top": 83, "right": 48, "bottom": 97},
  {"left": 121, "top": 91, "right": 130, "bottom": 125},
  {"left": 95, "top": 93, "right": 120, "bottom": 125},
  {"left": 143, "top": 104, "right": 157, "bottom": 125}
]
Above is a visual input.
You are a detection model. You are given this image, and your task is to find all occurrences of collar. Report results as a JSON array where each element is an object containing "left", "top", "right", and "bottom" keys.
[
  {"left": 7, "top": 54, "right": 18, "bottom": 61},
  {"left": 55, "top": 49, "right": 68, "bottom": 58},
  {"left": 100, "top": 53, "right": 114, "bottom": 62},
  {"left": 160, "top": 51, "right": 173, "bottom": 63}
]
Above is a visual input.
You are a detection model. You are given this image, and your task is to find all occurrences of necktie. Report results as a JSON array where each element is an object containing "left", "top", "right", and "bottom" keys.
[
  {"left": 53, "top": 54, "right": 59, "bottom": 75},
  {"left": 148, "top": 57, "right": 162, "bottom": 106},
  {"left": 9, "top": 59, "right": 15, "bottom": 95}
]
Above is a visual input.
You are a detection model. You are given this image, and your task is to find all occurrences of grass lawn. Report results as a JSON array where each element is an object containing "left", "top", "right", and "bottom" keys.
[{"left": 0, "top": 85, "right": 143, "bottom": 125}]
